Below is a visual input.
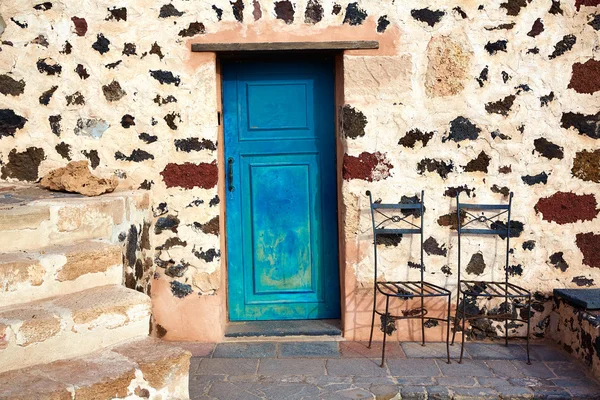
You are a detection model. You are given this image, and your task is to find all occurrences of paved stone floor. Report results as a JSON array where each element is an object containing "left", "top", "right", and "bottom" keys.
[{"left": 180, "top": 340, "right": 600, "bottom": 399}]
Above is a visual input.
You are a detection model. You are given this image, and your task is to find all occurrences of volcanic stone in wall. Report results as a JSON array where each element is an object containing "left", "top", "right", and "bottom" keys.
[
  {"left": 174, "top": 137, "right": 216, "bottom": 152},
  {"left": 444, "top": 185, "right": 474, "bottom": 198},
  {"left": 398, "top": 129, "right": 434, "bottom": 148},
  {"left": 535, "top": 192, "right": 598, "bottom": 224},
  {"left": 0, "top": 109, "right": 27, "bottom": 137},
  {"left": 304, "top": 0, "right": 323, "bottom": 24},
  {"left": 60, "top": 41, "right": 72, "bottom": 55},
  {"left": 534, "top": 138, "right": 564, "bottom": 160},
  {"left": 522, "top": 240, "right": 535, "bottom": 250},
  {"left": 148, "top": 42, "right": 164, "bottom": 60},
  {"left": 65, "top": 91, "right": 84, "bottom": 106},
  {"left": 445, "top": 117, "right": 480, "bottom": 142},
  {"left": 178, "top": 21, "right": 205, "bottom": 37},
  {"left": 589, "top": 15, "right": 600, "bottom": 30},
  {"left": 82, "top": 150, "right": 100, "bottom": 168},
  {"left": 342, "top": 105, "right": 367, "bottom": 139},
  {"left": 575, "top": 0, "right": 600, "bottom": 11},
  {"left": 106, "top": 7, "right": 127, "bottom": 21},
  {"left": 71, "top": 16, "right": 87, "bottom": 36},
  {"left": 34, "top": 2, "right": 52, "bottom": 11},
  {"left": 527, "top": 18, "right": 544, "bottom": 37},
  {"left": 123, "top": 43, "right": 136, "bottom": 56},
  {"left": 150, "top": 70, "right": 180, "bottom": 86},
  {"left": 161, "top": 161, "right": 218, "bottom": 189},
  {"left": 572, "top": 150, "right": 600, "bottom": 183},
  {"left": 485, "top": 40, "right": 508, "bottom": 55},
  {"left": 0, "top": 74, "right": 25, "bottom": 96},
  {"left": 423, "top": 237, "right": 447, "bottom": 256},
  {"left": 170, "top": 281, "right": 193, "bottom": 298},
  {"left": 230, "top": 0, "right": 244, "bottom": 22},
  {"left": 377, "top": 16, "right": 390, "bottom": 33},
  {"left": 55, "top": 142, "right": 71, "bottom": 160},
  {"left": 437, "top": 210, "right": 466, "bottom": 230},
  {"left": 1, "top": 147, "right": 45, "bottom": 181},
  {"left": 155, "top": 215, "right": 179, "bottom": 234},
  {"left": 139, "top": 133, "right": 158, "bottom": 144},
  {"left": 561, "top": 111, "right": 600, "bottom": 140},
  {"left": 74, "top": 118, "right": 109, "bottom": 138},
  {"left": 491, "top": 184, "right": 510, "bottom": 197},
  {"left": 275, "top": 1, "right": 294, "bottom": 24},
  {"left": 121, "top": 114, "right": 135, "bottom": 128},
  {"left": 39, "top": 86, "right": 57, "bottom": 105},
  {"left": 49, "top": 115, "right": 61, "bottom": 136},
  {"left": 466, "top": 253, "right": 486, "bottom": 275},
  {"left": 212, "top": 5, "right": 223, "bottom": 20},
  {"left": 522, "top": 172, "right": 548, "bottom": 185},
  {"left": 549, "top": 252, "right": 569, "bottom": 272},
  {"left": 343, "top": 2, "right": 367, "bottom": 25},
  {"left": 500, "top": 0, "right": 529, "bottom": 16},
  {"left": 159, "top": 4, "right": 184, "bottom": 18},
  {"left": 164, "top": 112, "right": 181, "bottom": 130},
  {"left": 425, "top": 36, "right": 472, "bottom": 97},
  {"left": 540, "top": 92, "right": 554, "bottom": 107},
  {"left": 572, "top": 276, "right": 594, "bottom": 287},
  {"left": 549, "top": 0, "right": 563, "bottom": 14},
  {"left": 194, "top": 247, "right": 221, "bottom": 263},
  {"left": 37, "top": 58, "right": 61, "bottom": 75},
  {"left": 490, "top": 220, "right": 524, "bottom": 239},
  {"left": 463, "top": 151, "right": 491, "bottom": 173},
  {"left": 476, "top": 67, "right": 488, "bottom": 87},
  {"left": 417, "top": 158, "right": 454, "bottom": 179},
  {"left": 485, "top": 95, "right": 516, "bottom": 116},
  {"left": 210, "top": 195, "right": 220, "bottom": 207},
  {"left": 199, "top": 216, "right": 219, "bottom": 236},
  {"left": 576, "top": 232, "right": 600, "bottom": 269},
  {"left": 411, "top": 8, "right": 445, "bottom": 27},
  {"left": 154, "top": 95, "right": 177, "bottom": 105},
  {"left": 568, "top": 60, "right": 600, "bottom": 94},
  {"left": 102, "top": 81, "right": 126, "bottom": 102},
  {"left": 342, "top": 152, "right": 393, "bottom": 181},
  {"left": 92, "top": 34, "right": 110, "bottom": 54},
  {"left": 115, "top": 149, "right": 154, "bottom": 162},
  {"left": 549, "top": 35, "right": 576, "bottom": 59}
]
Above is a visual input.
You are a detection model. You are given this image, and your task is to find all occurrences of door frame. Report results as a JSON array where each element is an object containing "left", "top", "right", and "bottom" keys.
[{"left": 215, "top": 52, "right": 347, "bottom": 325}]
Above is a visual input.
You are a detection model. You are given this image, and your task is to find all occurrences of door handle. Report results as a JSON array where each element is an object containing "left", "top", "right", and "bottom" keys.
[{"left": 228, "top": 157, "right": 235, "bottom": 192}]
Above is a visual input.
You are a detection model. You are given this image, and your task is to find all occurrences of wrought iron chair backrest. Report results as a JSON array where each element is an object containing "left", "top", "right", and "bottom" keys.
[
  {"left": 366, "top": 190, "right": 425, "bottom": 286},
  {"left": 456, "top": 192, "right": 514, "bottom": 286}
]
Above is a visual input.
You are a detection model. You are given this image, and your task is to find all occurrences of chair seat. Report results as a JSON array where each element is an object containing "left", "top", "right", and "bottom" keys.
[
  {"left": 460, "top": 280, "right": 530, "bottom": 298},
  {"left": 376, "top": 281, "right": 451, "bottom": 298}
]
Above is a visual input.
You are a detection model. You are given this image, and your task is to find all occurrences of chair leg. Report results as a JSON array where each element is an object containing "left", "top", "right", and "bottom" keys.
[
  {"left": 381, "top": 297, "right": 390, "bottom": 368},
  {"left": 420, "top": 295, "right": 425, "bottom": 346},
  {"left": 368, "top": 289, "right": 376, "bottom": 349},
  {"left": 445, "top": 295, "right": 451, "bottom": 364},
  {"left": 459, "top": 293, "right": 467, "bottom": 364},
  {"left": 504, "top": 297, "right": 509, "bottom": 347},
  {"left": 451, "top": 289, "right": 461, "bottom": 346},
  {"left": 526, "top": 294, "right": 532, "bottom": 365}
]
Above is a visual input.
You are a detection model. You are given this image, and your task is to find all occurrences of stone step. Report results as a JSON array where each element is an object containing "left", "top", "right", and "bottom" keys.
[
  {"left": 0, "top": 337, "right": 191, "bottom": 399},
  {"left": 0, "top": 240, "right": 123, "bottom": 307},
  {"left": 0, "top": 185, "right": 150, "bottom": 252},
  {"left": 0, "top": 285, "right": 151, "bottom": 374}
]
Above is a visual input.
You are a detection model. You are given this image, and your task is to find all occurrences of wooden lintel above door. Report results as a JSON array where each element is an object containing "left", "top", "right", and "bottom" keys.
[{"left": 191, "top": 40, "right": 379, "bottom": 52}]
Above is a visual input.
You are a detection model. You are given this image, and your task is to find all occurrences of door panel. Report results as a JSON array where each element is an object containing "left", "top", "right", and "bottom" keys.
[{"left": 224, "top": 59, "right": 340, "bottom": 321}]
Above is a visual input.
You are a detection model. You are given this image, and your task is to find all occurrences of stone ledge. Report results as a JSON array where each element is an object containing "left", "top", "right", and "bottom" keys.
[{"left": 554, "top": 288, "right": 600, "bottom": 310}]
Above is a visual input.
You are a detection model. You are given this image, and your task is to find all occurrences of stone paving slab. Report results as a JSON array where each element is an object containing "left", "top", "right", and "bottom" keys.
[
  {"left": 339, "top": 340, "right": 405, "bottom": 359},
  {"left": 190, "top": 340, "right": 600, "bottom": 399},
  {"left": 401, "top": 342, "right": 465, "bottom": 359}
]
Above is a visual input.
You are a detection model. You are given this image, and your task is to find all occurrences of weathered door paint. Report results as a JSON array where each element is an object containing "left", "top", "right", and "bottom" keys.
[{"left": 223, "top": 59, "right": 340, "bottom": 321}]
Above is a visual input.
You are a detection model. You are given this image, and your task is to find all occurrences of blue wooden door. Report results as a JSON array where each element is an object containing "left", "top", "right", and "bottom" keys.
[{"left": 223, "top": 59, "right": 340, "bottom": 321}]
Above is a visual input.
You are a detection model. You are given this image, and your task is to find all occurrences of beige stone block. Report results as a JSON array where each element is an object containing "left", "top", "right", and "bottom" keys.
[
  {"left": 344, "top": 55, "right": 412, "bottom": 102},
  {"left": 0, "top": 259, "right": 45, "bottom": 292},
  {"left": 111, "top": 337, "right": 191, "bottom": 390},
  {"left": 0, "top": 306, "right": 62, "bottom": 347},
  {"left": 0, "top": 323, "right": 8, "bottom": 350},
  {"left": 55, "top": 199, "right": 125, "bottom": 233},
  {"left": 0, "top": 206, "right": 50, "bottom": 231},
  {"left": 56, "top": 242, "right": 122, "bottom": 282},
  {"left": 0, "top": 369, "right": 72, "bottom": 400},
  {"left": 192, "top": 269, "right": 220, "bottom": 292},
  {"left": 425, "top": 35, "right": 473, "bottom": 98}
]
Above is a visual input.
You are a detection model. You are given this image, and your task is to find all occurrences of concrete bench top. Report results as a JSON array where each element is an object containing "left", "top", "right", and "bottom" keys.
[{"left": 554, "top": 288, "right": 600, "bottom": 310}]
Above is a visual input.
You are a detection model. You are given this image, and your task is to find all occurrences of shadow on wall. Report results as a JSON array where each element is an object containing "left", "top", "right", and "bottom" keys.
[{"left": 0, "top": 15, "right": 6, "bottom": 36}]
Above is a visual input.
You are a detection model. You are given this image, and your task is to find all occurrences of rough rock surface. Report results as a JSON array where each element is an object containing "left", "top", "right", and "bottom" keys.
[
  {"left": 425, "top": 35, "right": 472, "bottom": 97},
  {"left": 40, "top": 161, "right": 118, "bottom": 196}
]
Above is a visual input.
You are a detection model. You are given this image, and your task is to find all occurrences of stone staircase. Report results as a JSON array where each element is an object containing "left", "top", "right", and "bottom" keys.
[{"left": 0, "top": 184, "right": 190, "bottom": 399}]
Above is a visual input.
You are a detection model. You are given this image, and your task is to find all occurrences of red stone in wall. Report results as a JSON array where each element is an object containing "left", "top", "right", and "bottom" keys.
[
  {"left": 576, "top": 232, "right": 600, "bottom": 268},
  {"left": 342, "top": 152, "right": 393, "bottom": 182},
  {"left": 160, "top": 161, "right": 218, "bottom": 189},
  {"left": 568, "top": 59, "right": 600, "bottom": 94},
  {"left": 535, "top": 192, "right": 599, "bottom": 224},
  {"left": 575, "top": 0, "right": 600, "bottom": 11}
]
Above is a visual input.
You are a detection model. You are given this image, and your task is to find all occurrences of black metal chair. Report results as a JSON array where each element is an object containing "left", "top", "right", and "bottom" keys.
[
  {"left": 366, "top": 191, "right": 452, "bottom": 367},
  {"left": 451, "top": 192, "right": 532, "bottom": 364}
]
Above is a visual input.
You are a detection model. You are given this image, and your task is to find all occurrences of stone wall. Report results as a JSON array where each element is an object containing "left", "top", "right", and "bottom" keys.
[{"left": 0, "top": 0, "right": 598, "bottom": 340}]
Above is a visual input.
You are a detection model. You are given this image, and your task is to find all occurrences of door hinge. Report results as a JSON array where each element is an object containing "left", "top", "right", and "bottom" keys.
[{"left": 217, "top": 111, "right": 221, "bottom": 126}]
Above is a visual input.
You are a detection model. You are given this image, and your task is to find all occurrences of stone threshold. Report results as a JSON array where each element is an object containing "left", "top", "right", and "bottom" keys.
[{"left": 224, "top": 319, "right": 342, "bottom": 339}]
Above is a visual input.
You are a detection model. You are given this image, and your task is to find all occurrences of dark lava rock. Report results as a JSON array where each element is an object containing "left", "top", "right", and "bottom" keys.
[
  {"left": 121, "top": 114, "right": 135, "bottom": 128},
  {"left": 522, "top": 240, "right": 536, "bottom": 250},
  {"left": 572, "top": 276, "right": 594, "bottom": 287},
  {"left": 155, "top": 215, "right": 180, "bottom": 234},
  {"left": 589, "top": 14, "right": 600, "bottom": 31},
  {"left": 377, "top": 15, "right": 390, "bottom": 33},
  {"left": 60, "top": 41, "right": 72, "bottom": 54},
  {"left": 149, "top": 42, "right": 164, "bottom": 60},
  {"left": 540, "top": 92, "right": 554, "bottom": 107},
  {"left": 123, "top": 43, "right": 137, "bottom": 56},
  {"left": 75, "top": 64, "right": 90, "bottom": 80},
  {"left": 49, "top": 115, "right": 61, "bottom": 136},
  {"left": 534, "top": 138, "right": 564, "bottom": 160},
  {"left": 305, "top": 0, "right": 323, "bottom": 24},
  {"left": 498, "top": 165, "right": 512, "bottom": 174},
  {"left": 522, "top": 172, "right": 548, "bottom": 185},
  {"left": 139, "top": 133, "right": 158, "bottom": 144},
  {"left": 106, "top": 6, "right": 127, "bottom": 21},
  {"left": 102, "top": 81, "right": 126, "bottom": 102},
  {"left": 417, "top": 158, "right": 454, "bottom": 179},
  {"left": 466, "top": 253, "right": 486, "bottom": 275},
  {"left": 82, "top": 149, "right": 100, "bottom": 168},
  {"left": 178, "top": 22, "right": 205, "bottom": 37},
  {"left": 476, "top": 67, "right": 488, "bottom": 87},
  {"left": 332, "top": 3, "right": 342, "bottom": 14},
  {"left": 150, "top": 70, "right": 180, "bottom": 86},
  {"left": 274, "top": 1, "right": 295, "bottom": 24},
  {"left": 485, "top": 95, "right": 516, "bottom": 116},
  {"left": 410, "top": 8, "right": 445, "bottom": 27},
  {"left": 527, "top": 18, "right": 544, "bottom": 37},
  {"left": 105, "top": 60, "right": 122, "bottom": 69},
  {"left": 39, "top": 86, "right": 58, "bottom": 105},
  {"left": 549, "top": 252, "right": 569, "bottom": 272},
  {"left": 175, "top": 137, "right": 216, "bottom": 152},
  {"left": 576, "top": 232, "right": 600, "bottom": 268},
  {"left": 0, "top": 74, "right": 25, "bottom": 96},
  {"left": 159, "top": 4, "right": 184, "bottom": 18},
  {"left": 485, "top": 40, "right": 508, "bottom": 55},
  {"left": 194, "top": 247, "right": 220, "bottom": 262},
  {"left": 549, "top": 0, "right": 563, "bottom": 14},
  {"left": 210, "top": 195, "right": 220, "bottom": 207},
  {"left": 343, "top": 2, "right": 367, "bottom": 25},
  {"left": 343, "top": 105, "right": 367, "bottom": 139},
  {"left": 572, "top": 149, "right": 600, "bottom": 183},
  {"left": 463, "top": 151, "right": 491, "bottom": 173},
  {"left": 398, "top": 129, "right": 434, "bottom": 148},
  {"left": 506, "top": 264, "right": 523, "bottom": 277},
  {"left": 154, "top": 95, "right": 177, "bottom": 105},
  {"left": 170, "top": 281, "right": 193, "bottom": 298},
  {"left": 0, "top": 109, "right": 27, "bottom": 137},
  {"left": 165, "top": 264, "right": 188, "bottom": 278},
  {"left": 37, "top": 58, "right": 62, "bottom": 75},
  {"left": 424, "top": 236, "right": 447, "bottom": 256},
  {"left": 71, "top": 16, "right": 87, "bottom": 36},
  {"left": 65, "top": 92, "right": 85, "bottom": 106},
  {"left": 549, "top": 35, "right": 576, "bottom": 59},
  {"left": 164, "top": 112, "right": 181, "bottom": 130},
  {"left": 11, "top": 17, "right": 27, "bottom": 28},
  {"left": 437, "top": 210, "right": 467, "bottom": 230},
  {"left": 500, "top": 0, "right": 529, "bottom": 16},
  {"left": 115, "top": 149, "right": 154, "bottom": 162},
  {"left": 490, "top": 220, "right": 524, "bottom": 239},
  {"left": 445, "top": 116, "right": 481, "bottom": 142},
  {"left": 491, "top": 130, "right": 510, "bottom": 140},
  {"left": 231, "top": 0, "right": 244, "bottom": 22},
  {"left": 444, "top": 185, "right": 474, "bottom": 198},
  {"left": 1, "top": 147, "right": 45, "bottom": 181},
  {"left": 33, "top": 2, "right": 52, "bottom": 11},
  {"left": 92, "top": 34, "right": 110, "bottom": 54},
  {"left": 212, "top": 5, "right": 223, "bottom": 20},
  {"left": 491, "top": 184, "right": 510, "bottom": 197},
  {"left": 55, "top": 142, "right": 71, "bottom": 160},
  {"left": 376, "top": 234, "right": 402, "bottom": 247}
]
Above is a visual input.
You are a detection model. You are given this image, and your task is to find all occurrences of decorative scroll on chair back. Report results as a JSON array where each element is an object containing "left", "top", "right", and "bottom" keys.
[
  {"left": 366, "top": 190, "right": 425, "bottom": 284},
  {"left": 456, "top": 192, "right": 514, "bottom": 285}
]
